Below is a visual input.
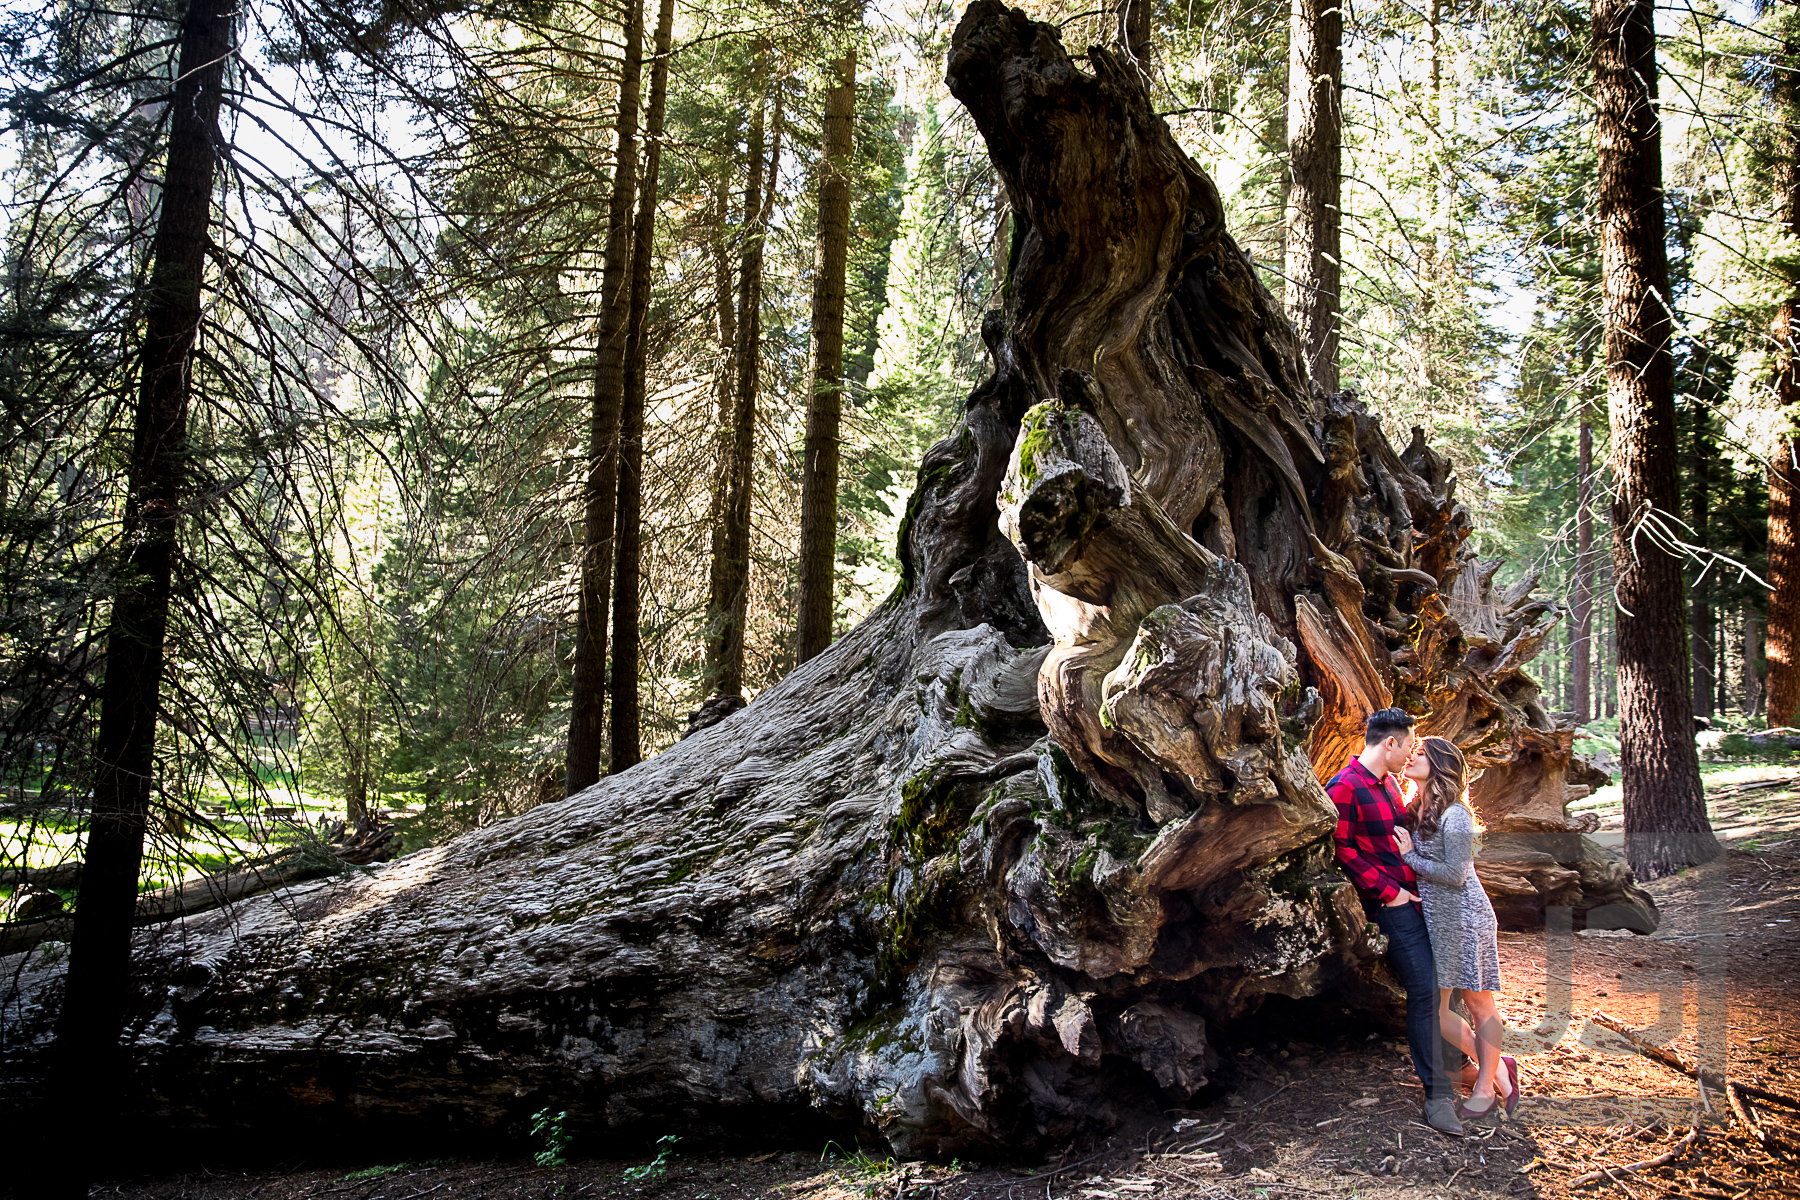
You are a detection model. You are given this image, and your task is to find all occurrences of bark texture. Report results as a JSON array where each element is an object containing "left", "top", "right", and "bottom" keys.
[
  {"left": 1, "top": 4, "right": 1648, "bottom": 1161},
  {"left": 1283, "top": 0, "right": 1342, "bottom": 393},
  {"left": 567, "top": 0, "right": 646, "bottom": 793},
  {"left": 1593, "top": 0, "right": 1721, "bottom": 879},
  {"left": 1773, "top": 437, "right": 1797, "bottom": 726},
  {"left": 1746, "top": 612, "right": 1764, "bottom": 716},
  {"left": 796, "top": 48, "right": 858, "bottom": 665},
  {"left": 1769, "top": 26, "right": 1800, "bottom": 728},
  {"left": 1572, "top": 416, "right": 1594, "bottom": 722},
  {"left": 1690, "top": 409, "right": 1714, "bottom": 720}
]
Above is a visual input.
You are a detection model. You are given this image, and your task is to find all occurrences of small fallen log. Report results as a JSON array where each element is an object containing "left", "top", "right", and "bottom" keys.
[
  {"left": 1590, "top": 1011, "right": 1800, "bottom": 1113},
  {"left": 0, "top": 862, "right": 86, "bottom": 891},
  {"left": 1697, "top": 728, "right": 1800, "bottom": 755},
  {"left": 1568, "top": 1127, "right": 1698, "bottom": 1188},
  {"left": 0, "top": 823, "right": 397, "bottom": 956}
]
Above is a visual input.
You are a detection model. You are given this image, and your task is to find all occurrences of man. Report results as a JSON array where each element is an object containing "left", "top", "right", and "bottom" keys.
[{"left": 1328, "top": 707, "right": 1462, "bottom": 1135}]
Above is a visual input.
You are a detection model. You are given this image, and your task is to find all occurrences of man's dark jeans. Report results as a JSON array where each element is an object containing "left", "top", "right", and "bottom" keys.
[{"left": 1369, "top": 899, "right": 1453, "bottom": 1100}]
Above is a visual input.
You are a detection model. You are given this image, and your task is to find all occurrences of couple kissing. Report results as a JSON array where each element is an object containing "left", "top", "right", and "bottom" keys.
[{"left": 1329, "top": 708, "right": 1523, "bottom": 1136}]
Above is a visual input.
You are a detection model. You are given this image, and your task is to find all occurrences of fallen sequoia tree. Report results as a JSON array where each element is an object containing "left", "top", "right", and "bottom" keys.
[{"left": 1, "top": 3, "right": 1653, "bottom": 1157}]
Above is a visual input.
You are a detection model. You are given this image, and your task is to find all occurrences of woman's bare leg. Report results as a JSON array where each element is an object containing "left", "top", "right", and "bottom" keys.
[
  {"left": 1461, "top": 990, "right": 1507, "bottom": 1100},
  {"left": 1437, "top": 989, "right": 1480, "bottom": 1089}
]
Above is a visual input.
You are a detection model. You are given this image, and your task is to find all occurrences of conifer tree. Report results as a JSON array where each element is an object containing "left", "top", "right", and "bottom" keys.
[
  {"left": 52, "top": 1, "right": 233, "bottom": 1189},
  {"left": 568, "top": 0, "right": 647, "bottom": 792},
  {"left": 1592, "top": 0, "right": 1719, "bottom": 877},
  {"left": 706, "top": 76, "right": 781, "bottom": 699},
  {"left": 1285, "top": 0, "right": 1343, "bottom": 391},
  {"left": 867, "top": 106, "right": 968, "bottom": 429},
  {"left": 1768, "top": 17, "right": 1800, "bottom": 727},
  {"left": 610, "top": 0, "right": 676, "bottom": 770},
  {"left": 796, "top": 40, "right": 859, "bottom": 665}
]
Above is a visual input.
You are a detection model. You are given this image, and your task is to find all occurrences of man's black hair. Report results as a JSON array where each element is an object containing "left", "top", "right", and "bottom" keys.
[{"left": 1363, "top": 707, "right": 1416, "bottom": 744}]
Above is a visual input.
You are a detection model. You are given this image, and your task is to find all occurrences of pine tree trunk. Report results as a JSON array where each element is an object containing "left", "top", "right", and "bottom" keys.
[
  {"left": 1593, "top": 0, "right": 1719, "bottom": 878},
  {"left": 704, "top": 143, "right": 739, "bottom": 629},
  {"left": 1690, "top": 407, "right": 1714, "bottom": 720},
  {"left": 2, "top": 3, "right": 1652, "bottom": 1159},
  {"left": 1718, "top": 608, "right": 1730, "bottom": 713},
  {"left": 795, "top": 47, "right": 858, "bottom": 666},
  {"left": 1561, "top": 623, "right": 1571, "bottom": 713},
  {"left": 609, "top": 0, "right": 674, "bottom": 773},
  {"left": 1118, "top": 0, "right": 1152, "bottom": 64},
  {"left": 566, "top": 0, "right": 646, "bottom": 794},
  {"left": 707, "top": 85, "right": 780, "bottom": 699},
  {"left": 1606, "top": 591, "right": 1619, "bottom": 717},
  {"left": 1572, "top": 416, "right": 1594, "bottom": 722},
  {"left": 1769, "top": 31, "right": 1800, "bottom": 726},
  {"left": 1746, "top": 611, "right": 1764, "bottom": 716},
  {"left": 52, "top": 0, "right": 233, "bottom": 1188},
  {"left": 1283, "top": 0, "right": 1342, "bottom": 393},
  {"left": 1773, "top": 438, "right": 1798, "bottom": 724},
  {"left": 705, "top": 99, "right": 764, "bottom": 699},
  {"left": 1764, "top": 25, "right": 1792, "bottom": 723}
]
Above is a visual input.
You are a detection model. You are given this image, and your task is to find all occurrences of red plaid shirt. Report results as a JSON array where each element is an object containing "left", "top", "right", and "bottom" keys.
[{"left": 1327, "top": 755, "right": 1415, "bottom": 904}]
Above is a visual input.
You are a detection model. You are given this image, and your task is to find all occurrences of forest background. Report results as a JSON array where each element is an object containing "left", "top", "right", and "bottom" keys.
[{"left": 0, "top": 0, "right": 1792, "bottom": 891}]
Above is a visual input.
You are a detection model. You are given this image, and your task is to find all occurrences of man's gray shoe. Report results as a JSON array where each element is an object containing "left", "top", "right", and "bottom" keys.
[{"left": 1423, "top": 1097, "right": 1465, "bottom": 1136}]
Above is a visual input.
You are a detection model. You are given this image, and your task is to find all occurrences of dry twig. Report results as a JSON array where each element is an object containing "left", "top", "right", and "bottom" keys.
[
  {"left": 1726, "top": 1083, "right": 1766, "bottom": 1146},
  {"left": 1567, "top": 1128, "right": 1699, "bottom": 1189},
  {"left": 1590, "top": 1011, "right": 1800, "bottom": 1113}
]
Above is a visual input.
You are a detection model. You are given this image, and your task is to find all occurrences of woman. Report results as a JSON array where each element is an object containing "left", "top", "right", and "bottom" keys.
[{"left": 1393, "top": 736, "right": 1520, "bottom": 1121}]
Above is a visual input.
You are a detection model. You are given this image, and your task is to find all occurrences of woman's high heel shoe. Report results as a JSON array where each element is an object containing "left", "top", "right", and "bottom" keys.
[{"left": 1500, "top": 1055, "right": 1520, "bottom": 1116}]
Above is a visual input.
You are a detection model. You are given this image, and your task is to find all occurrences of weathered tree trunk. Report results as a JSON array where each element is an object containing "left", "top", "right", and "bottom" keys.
[
  {"left": 2, "top": 4, "right": 1648, "bottom": 1163},
  {"left": 609, "top": 0, "right": 674, "bottom": 773},
  {"left": 796, "top": 46, "right": 858, "bottom": 666},
  {"left": 705, "top": 84, "right": 775, "bottom": 700},
  {"left": 1572, "top": 414, "right": 1594, "bottom": 722},
  {"left": 1283, "top": 0, "right": 1342, "bottom": 392},
  {"left": 566, "top": 0, "right": 646, "bottom": 794},
  {"left": 1593, "top": 0, "right": 1720, "bottom": 879},
  {"left": 46, "top": 5, "right": 232, "bottom": 1190}
]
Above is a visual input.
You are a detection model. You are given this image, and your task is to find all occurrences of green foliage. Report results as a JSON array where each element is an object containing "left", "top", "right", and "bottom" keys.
[
  {"left": 838, "top": 98, "right": 992, "bottom": 615},
  {"left": 819, "top": 1141, "right": 895, "bottom": 1197},
  {"left": 531, "top": 1107, "right": 572, "bottom": 1167},
  {"left": 620, "top": 1134, "right": 680, "bottom": 1181},
  {"left": 339, "top": 1160, "right": 453, "bottom": 1182}
]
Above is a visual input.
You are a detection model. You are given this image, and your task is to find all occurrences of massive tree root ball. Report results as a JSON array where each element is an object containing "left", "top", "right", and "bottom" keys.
[{"left": 0, "top": 1, "right": 1652, "bottom": 1159}]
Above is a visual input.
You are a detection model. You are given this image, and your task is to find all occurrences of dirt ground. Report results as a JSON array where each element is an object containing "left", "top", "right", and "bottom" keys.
[{"left": 95, "top": 765, "right": 1800, "bottom": 1200}]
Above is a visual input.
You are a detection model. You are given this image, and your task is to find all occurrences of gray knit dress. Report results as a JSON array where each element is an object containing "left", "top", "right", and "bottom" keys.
[{"left": 1402, "top": 803, "right": 1502, "bottom": 992}]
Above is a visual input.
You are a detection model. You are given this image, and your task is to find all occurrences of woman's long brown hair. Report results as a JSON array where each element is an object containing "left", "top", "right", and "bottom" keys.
[{"left": 1402, "top": 736, "right": 1474, "bottom": 838}]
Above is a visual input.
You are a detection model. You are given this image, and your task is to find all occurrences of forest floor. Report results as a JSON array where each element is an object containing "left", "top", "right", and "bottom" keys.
[{"left": 97, "top": 763, "right": 1800, "bottom": 1200}]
